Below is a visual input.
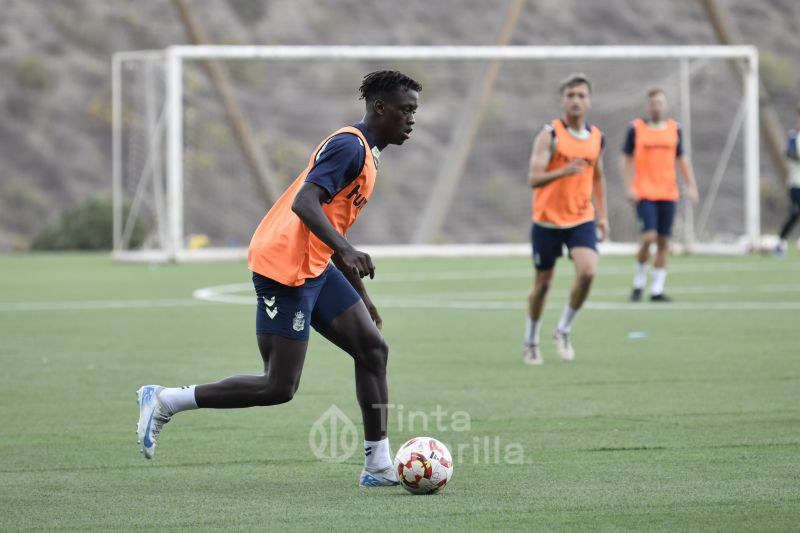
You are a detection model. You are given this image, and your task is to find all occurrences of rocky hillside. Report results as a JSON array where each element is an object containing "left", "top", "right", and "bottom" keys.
[{"left": 1, "top": 0, "right": 798, "bottom": 250}]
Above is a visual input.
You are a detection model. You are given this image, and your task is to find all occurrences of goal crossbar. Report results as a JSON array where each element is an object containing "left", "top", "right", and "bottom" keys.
[{"left": 165, "top": 44, "right": 757, "bottom": 61}]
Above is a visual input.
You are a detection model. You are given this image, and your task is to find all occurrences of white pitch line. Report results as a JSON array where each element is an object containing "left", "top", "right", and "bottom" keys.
[
  {"left": 371, "top": 263, "right": 791, "bottom": 282},
  {"left": 373, "top": 268, "right": 531, "bottom": 282},
  {"left": 207, "top": 262, "right": 782, "bottom": 286},
  {"left": 599, "top": 262, "right": 791, "bottom": 275},
  {"left": 2, "top": 295, "right": 795, "bottom": 314},
  {"left": 193, "top": 283, "right": 254, "bottom": 304},
  {"left": 0, "top": 298, "right": 202, "bottom": 312},
  {"left": 192, "top": 262, "right": 795, "bottom": 303},
  {"left": 376, "top": 299, "right": 800, "bottom": 311},
  {"left": 193, "top": 284, "right": 252, "bottom": 304},
  {"left": 585, "top": 301, "right": 800, "bottom": 311},
  {"left": 190, "top": 283, "right": 800, "bottom": 312},
  {"left": 5, "top": 267, "right": 793, "bottom": 313},
  {"left": 379, "top": 283, "right": 800, "bottom": 299}
]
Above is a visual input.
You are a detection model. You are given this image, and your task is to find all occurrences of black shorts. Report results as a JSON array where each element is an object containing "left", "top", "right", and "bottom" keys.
[{"left": 252, "top": 264, "right": 361, "bottom": 341}]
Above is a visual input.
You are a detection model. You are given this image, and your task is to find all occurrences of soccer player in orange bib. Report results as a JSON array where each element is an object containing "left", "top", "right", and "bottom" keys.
[
  {"left": 623, "top": 89, "right": 698, "bottom": 302},
  {"left": 136, "top": 71, "right": 421, "bottom": 487},
  {"left": 522, "top": 73, "right": 608, "bottom": 365}
]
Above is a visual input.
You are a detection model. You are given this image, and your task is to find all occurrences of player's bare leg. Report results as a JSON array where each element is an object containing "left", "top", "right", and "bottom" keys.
[
  {"left": 637, "top": 231, "right": 656, "bottom": 264},
  {"left": 524, "top": 269, "right": 554, "bottom": 365},
  {"left": 653, "top": 235, "right": 669, "bottom": 269},
  {"left": 631, "top": 230, "right": 656, "bottom": 302},
  {"left": 529, "top": 269, "right": 554, "bottom": 322},
  {"left": 194, "top": 335, "right": 308, "bottom": 408},
  {"left": 317, "top": 302, "right": 388, "bottom": 441},
  {"left": 553, "top": 247, "right": 597, "bottom": 361},
  {"left": 315, "top": 300, "right": 397, "bottom": 487},
  {"left": 650, "top": 235, "right": 671, "bottom": 301},
  {"left": 775, "top": 198, "right": 800, "bottom": 257},
  {"left": 136, "top": 336, "right": 308, "bottom": 460},
  {"left": 567, "top": 247, "right": 597, "bottom": 310}
]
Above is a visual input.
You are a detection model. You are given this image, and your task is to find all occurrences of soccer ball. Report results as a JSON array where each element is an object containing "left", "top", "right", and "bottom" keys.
[{"left": 394, "top": 436, "right": 454, "bottom": 494}]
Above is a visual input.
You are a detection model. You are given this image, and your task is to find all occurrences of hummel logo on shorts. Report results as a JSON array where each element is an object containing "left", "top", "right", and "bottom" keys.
[{"left": 263, "top": 296, "right": 278, "bottom": 319}]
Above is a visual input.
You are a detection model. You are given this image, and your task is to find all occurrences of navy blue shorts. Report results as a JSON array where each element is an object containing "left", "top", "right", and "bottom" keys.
[
  {"left": 789, "top": 187, "right": 800, "bottom": 215},
  {"left": 252, "top": 264, "right": 361, "bottom": 341},
  {"left": 531, "top": 221, "right": 597, "bottom": 271},
  {"left": 636, "top": 200, "right": 676, "bottom": 236}
]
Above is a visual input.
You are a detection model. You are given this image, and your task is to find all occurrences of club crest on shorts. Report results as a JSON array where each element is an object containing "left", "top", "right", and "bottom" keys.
[{"left": 292, "top": 310, "right": 306, "bottom": 332}]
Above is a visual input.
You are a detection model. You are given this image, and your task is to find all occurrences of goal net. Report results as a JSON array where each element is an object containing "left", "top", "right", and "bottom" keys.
[{"left": 112, "top": 45, "right": 759, "bottom": 261}]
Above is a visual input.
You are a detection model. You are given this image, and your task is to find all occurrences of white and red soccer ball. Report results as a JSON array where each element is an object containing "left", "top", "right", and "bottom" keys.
[{"left": 394, "top": 436, "right": 454, "bottom": 494}]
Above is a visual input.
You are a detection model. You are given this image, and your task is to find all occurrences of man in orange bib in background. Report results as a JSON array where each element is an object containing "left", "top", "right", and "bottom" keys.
[
  {"left": 523, "top": 73, "right": 608, "bottom": 365},
  {"left": 623, "top": 89, "right": 698, "bottom": 302},
  {"left": 136, "top": 71, "right": 421, "bottom": 487}
]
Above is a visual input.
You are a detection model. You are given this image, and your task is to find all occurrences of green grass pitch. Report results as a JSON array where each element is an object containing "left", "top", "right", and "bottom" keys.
[{"left": 0, "top": 252, "right": 798, "bottom": 531}]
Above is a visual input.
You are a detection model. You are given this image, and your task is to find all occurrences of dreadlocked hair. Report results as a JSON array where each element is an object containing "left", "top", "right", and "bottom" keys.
[{"left": 359, "top": 70, "right": 422, "bottom": 101}]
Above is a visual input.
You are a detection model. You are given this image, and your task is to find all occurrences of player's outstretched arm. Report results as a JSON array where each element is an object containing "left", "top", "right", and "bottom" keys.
[
  {"left": 593, "top": 151, "right": 609, "bottom": 240},
  {"left": 621, "top": 154, "right": 638, "bottom": 203},
  {"left": 292, "top": 182, "right": 375, "bottom": 279},
  {"left": 677, "top": 155, "right": 699, "bottom": 206},
  {"left": 527, "top": 128, "right": 584, "bottom": 188}
]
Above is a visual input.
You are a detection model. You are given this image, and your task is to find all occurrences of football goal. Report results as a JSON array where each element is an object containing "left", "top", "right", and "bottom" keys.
[{"left": 112, "top": 45, "right": 759, "bottom": 261}]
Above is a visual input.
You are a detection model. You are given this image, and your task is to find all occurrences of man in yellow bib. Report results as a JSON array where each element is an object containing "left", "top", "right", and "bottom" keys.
[
  {"left": 623, "top": 89, "right": 698, "bottom": 302},
  {"left": 523, "top": 73, "right": 608, "bottom": 365}
]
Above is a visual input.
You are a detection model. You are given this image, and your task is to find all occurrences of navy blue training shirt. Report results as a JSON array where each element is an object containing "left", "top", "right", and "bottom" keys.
[{"left": 305, "top": 122, "right": 376, "bottom": 200}]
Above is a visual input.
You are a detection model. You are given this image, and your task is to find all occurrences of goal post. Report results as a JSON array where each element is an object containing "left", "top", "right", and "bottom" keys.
[{"left": 112, "top": 45, "right": 759, "bottom": 262}]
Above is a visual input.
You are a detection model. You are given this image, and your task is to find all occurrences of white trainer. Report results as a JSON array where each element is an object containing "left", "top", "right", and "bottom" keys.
[
  {"left": 136, "top": 385, "right": 171, "bottom": 459},
  {"left": 773, "top": 240, "right": 787, "bottom": 258},
  {"left": 553, "top": 329, "right": 575, "bottom": 361},
  {"left": 359, "top": 465, "right": 400, "bottom": 487},
  {"left": 522, "top": 344, "right": 543, "bottom": 365}
]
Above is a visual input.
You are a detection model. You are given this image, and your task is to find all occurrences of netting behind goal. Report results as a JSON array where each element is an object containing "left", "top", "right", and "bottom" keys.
[{"left": 113, "top": 46, "right": 758, "bottom": 261}]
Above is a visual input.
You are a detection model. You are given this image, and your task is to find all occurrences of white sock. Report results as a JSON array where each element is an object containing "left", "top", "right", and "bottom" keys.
[
  {"left": 557, "top": 304, "right": 579, "bottom": 334},
  {"left": 633, "top": 262, "right": 648, "bottom": 289},
  {"left": 524, "top": 318, "right": 542, "bottom": 346},
  {"left": 364, "top": 438, "right": 392, "bottom": 471},
  {"left": 158, "top": 385, "right": 198, "bottom": 415},
  {"left": 651, "top": 268, "right": 667, "bottom": 295}
]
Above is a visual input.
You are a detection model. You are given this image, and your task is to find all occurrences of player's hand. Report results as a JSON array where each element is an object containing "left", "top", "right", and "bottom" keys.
[
  {"left": 367, "top": 302, "right": 383, "bottom": 330},
  {"left": 561, "top": 158, "right": 586, "bottom": 178},
  {"left": 597, "top": 218, "right": 609, "bottom": 241},
  {"left": 338, "top": 246, "right": 375, "bottom": 279},
  {"left": 686, "top": 186, "right": 699, "bottom": 206},
  {"left": 626, "top": 186, "right": 639, "bottom": 204}
]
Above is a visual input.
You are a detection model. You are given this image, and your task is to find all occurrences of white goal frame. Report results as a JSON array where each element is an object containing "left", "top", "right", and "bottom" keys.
[{"left": 112, "top": 45, "right": 759, "bottom": 262}]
